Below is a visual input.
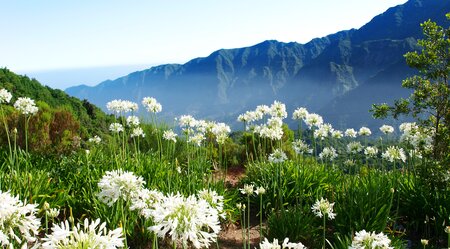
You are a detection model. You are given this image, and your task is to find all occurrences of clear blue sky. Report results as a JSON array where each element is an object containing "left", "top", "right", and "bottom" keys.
[{"left": 0, "top": 0, "right": 407, "bottom": 88}]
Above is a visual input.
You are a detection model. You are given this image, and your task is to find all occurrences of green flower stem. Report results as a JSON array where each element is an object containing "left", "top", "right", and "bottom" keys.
[
  {"left": 259, "top": 194, "right": 263, "bottom": 243},
  {"left": 0, "top": 107, "right": 13, "bottom": 166},
  {"left": 247, "top": 196, "right": 251, "bottom": 249},
  {"left": 322, "top": 215, "right": 326, "bottom": 249},
  {"left": 242, "top": 208, "right": 246, "bottom": 249}
]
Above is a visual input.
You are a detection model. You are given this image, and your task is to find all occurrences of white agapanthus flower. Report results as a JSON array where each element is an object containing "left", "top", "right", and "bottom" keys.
[
  {"left": 106, "top": 99, "right": 138, "bottom": 114},
  {"left": 256, "top": 105, "right": 271, "bottom": 116},
  {"left": 109, "top": 123, "right": 124, "bottom": 133},
  {"left": 331, "top": 130, "right": 343, "bottom": 139},
  {"left": 211, "top": 122, "right": 231, "bottom": 145},
  {"left": 97, "top": 170, "right": 145, "bottom": 206},
  {"left": 292, "top": 139, "right": 312, "bottom": 155},
  {"left": 255, "top": 186, "right": 266, "bottom": 196},
  {"left": 149, "top": 193, "right": 221, "bottom": 249},
  {"left": 319, "top": 147, "right": 338, "bottom": 161},
  {"left": 292, "top": 107, "right": 309, "bottom": 120},
  {"left": 14, "top": 97, "right": 38, "bottom": 115},
  {"left": 364, "top": 146, "right": 379, "bottom": 158},
  {"left": 259, "top": 237, "right": 307, "bottom": 249},
  {"left": 347, "top": 141, "right": 363, "bottom": 154},
  {"left": 188, "top": 133, "right": 205, "bottom": 146},
  {"left": 130, "top": 127, "right": 145, "bottom": 138},
  {"left": 240, "top": 184, "right": 255, "bottom": 196},
  {"left": 179, "top": 115, "right": 196, "bottom": 128},
  {"left": 304, "top": 113, "right": 323, "bottom": 129},
  {"left": 270, "top": 101, "right": 287, "bottom": 119},
  {"left": 314, "top": 123, "right": 333, "bottom": 140},
  {"left": 0, "top": 89, "right": 12, "bottom": 104},
  {"left": 281, "top": 238, "right": 307, "bottom": 249},
  {"left": 379, "top": 125, "right": 394, "bottom": 135},
  {"left": 382, "top": 146, "right": 406, "bottom": 163},
  {"left": 194, "top": 119, "right": 209, "bottom": 134},
  {"left": 345, "top": 128, "right": 358, "bottom": 138},
  {"left": 268, "top": 148, "right": 288, "bottom": 163},
  {"left": 350, "top": 230, "right": 393, "bottom": 249},
  {"left": 311, "top": 197, "right": 336, "bottom": 220},
  {"left": 142, "top": 97, "right": 162, "bottom": 113},
  {"left": 0, "top": 191, "right": 41, "bottom": 247},
  {"left": 126, "top": 115, "right": 140, "bottom": 127},
  {"left": 41, "top": 218, "right": 124, "bottom": 249},
  {"left": 130, "top": 188, "right": 164, "bottom": 219},
  {"left": 197, "top": 189, "right": 226, "bottom": 219},
  {"left": 259, "top": 125, "right": 284, "bottom": 140},
  {"left": 88, "top": 135, "right": 102, "bottom": 144},
  {"left": 238, "top": 110, "right": 261, "bottom": 124},
  {"left": 358, "top": 127, "right": 372, "bottom": 136},
  {"left": 162, "top": 129, "right": 177, "bottom": 143}
]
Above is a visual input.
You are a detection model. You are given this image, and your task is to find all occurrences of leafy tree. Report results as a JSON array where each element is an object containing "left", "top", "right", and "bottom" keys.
[{"left": 372, "top": 13, "right": 450, "bottom": 162}]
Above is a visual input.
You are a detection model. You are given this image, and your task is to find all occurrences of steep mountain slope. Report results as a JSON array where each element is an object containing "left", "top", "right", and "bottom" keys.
[{"left": 66, "top": 0, "right": 450, "bottom": 129}]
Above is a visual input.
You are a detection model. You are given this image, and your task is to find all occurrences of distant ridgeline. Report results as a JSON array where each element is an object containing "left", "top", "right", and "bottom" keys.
[
  {"left": 0, "top": 68, "right": 113, "bottom": 153},
  {"left": 65, "top": 0, "right": 450, "bottom": 130}
]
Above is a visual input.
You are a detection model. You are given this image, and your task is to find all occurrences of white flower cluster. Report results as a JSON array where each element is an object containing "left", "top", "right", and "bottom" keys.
[
  {"left": 311, "top": 197, "right": 336, "bottom": 220},
  {"left": 197, "top": 189, "right": 226, "bottom": 219},
  {"left": 142, "top": 97, "right": 162, "bottom": 113},
  {"left": 382, "top": 146, "right": 406, "bottom": 163},
  {"left": 240, "top": 184, "right": 255, "bottom": 196},
  {"left": 259, "top": 237, "right": 307, "bottom": 249},
  {"left": 292, "top": 107, "right": 308, "bottom": 120},
  {"left": 0, "top": 191, "right": 41, "bottom": 247},
  {"left": 292, "top": 139, "right": 312, "bottom": 155},
  {"left": 14, "top": 97, "right": 38, "bottom": 115},
  {"left": 268, "top": 148, "right": 288, "bottom": 163},
  {"left": 162, "top": 129, "right": 177, "bottom": 143},
  {"left": 106, "top": 99, "right": 138, "bottom": 114},
  {"left": 149, "top": 192, "right": 221, "bottom": 249},
  {"left": 358, "top": 127, "right": 372, "bottom": 136},
  {"left": 99, "top": 170, "right": 226, "bottom": 249},
  {"left": 350, "top": 230, "right": 393, "bottom": 249},
  {"left": 304, "top": 113, "right": 323, "bottom": 129},
  {"left": 41, "top": 218, "right": 124, "bottom": 249},
  {"left": 347, "top": 141, "right": 363, "bottom": 154},
  {"left": 314, "top": 123, "right": 334, "bottom": 140},
  {"left": 292, "top": 107, "right": 345, "bottom": 142},
  {"left": 345, "top": 128, "right": 358, "bottom": 138},
  {"left": 364, "top": 146, "right": 379, "bottom": 158},
  {"left": 319, "top": 147, "right": 338, "bottom": 161},
  {"left": 379, "top": 125, "right": 394, "bottom": 135},
  {"left": 97, "top": 169, "right": 146, "bottom": 206},
  {"left": 126, "top": 115, "right": 140, "bottom": 127},
  {"left": 109, "top": 123, "right": 124, "bottom": 133},
  {"left": 211, "top": 122, "right": 231, "bottom": 145},
  {"left": 0, "top": 89, "right": 12, "bottom": 104},
  {"left": 238, "top": 101, "right": 287, "bottom": 140},
  {"left": 399, "top": 122, "right": 433, "bottom": 152},
  {"left": 178, "top": 115, "right": 231, "bottom": 146},
  {"left": 88, "top": 135, "right": 102, "bottom": 144},
  {"left": 130, "top": 127, "right": 145, "bottom": 138}
]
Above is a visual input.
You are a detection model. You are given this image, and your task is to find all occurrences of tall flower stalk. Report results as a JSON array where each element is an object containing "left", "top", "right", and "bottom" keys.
[
  {"left": 14, "top": 97, "right": 38, "bottom": 155},
  {"left": 240, "top": 184, "right": 254, "bottom": 249},
  {"left": 0, "top": 89, "right": 13, "bottom": 167},
  {"left": 255, "top": 186, "right": 266, "bottom": 242},
  {"left": 311, "top": 198, "right": 336, "bottom": 249}
]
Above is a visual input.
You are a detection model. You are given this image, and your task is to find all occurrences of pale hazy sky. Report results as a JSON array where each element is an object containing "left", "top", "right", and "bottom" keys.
[{"left": 0, "top": 0, "right": 407, "bottom": 88}]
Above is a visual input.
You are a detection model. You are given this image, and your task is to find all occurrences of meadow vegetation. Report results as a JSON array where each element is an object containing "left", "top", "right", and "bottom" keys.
[{"left": 0, "top": 14, "right": 448, "bottom": 249}]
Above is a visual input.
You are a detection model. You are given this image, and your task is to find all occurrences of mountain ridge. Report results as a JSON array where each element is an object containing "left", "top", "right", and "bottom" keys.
[{"left": 66, "top": 0, "right": 450, "bottom": 129}]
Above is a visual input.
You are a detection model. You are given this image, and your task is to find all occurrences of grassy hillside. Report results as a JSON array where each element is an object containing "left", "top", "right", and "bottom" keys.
[{"left": 0, "top": 68, "right": 113, "bottom": 153}]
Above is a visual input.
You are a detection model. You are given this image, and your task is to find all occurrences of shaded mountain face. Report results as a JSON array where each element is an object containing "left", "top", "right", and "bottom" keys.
[{"left": 66, "top": 0, "right": 450, "bottom": 130}]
